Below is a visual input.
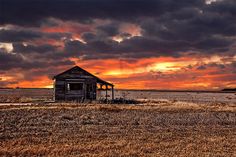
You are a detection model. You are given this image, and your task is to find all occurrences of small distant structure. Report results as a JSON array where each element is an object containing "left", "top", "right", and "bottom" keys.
[{"left": 53, "top": 66, "right": 114, "bottom": 101}]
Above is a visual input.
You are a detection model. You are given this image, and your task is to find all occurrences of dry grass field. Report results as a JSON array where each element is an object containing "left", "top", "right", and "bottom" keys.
[
  {"left": 0, "top": 89, "right": 235, "bottom": 156},
  {"left": 0, "top": 88, "right": 236, "bottom": 103},
  {"left": 0, "top": 101, "right": 236, "bottom": 157},
  {"left": 0, "top": 88, "right": 53, "bottom": 103}
]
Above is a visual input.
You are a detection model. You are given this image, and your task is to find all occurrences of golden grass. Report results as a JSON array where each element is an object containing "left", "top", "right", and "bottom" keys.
[{"left": 0, "top": 102, "right": 235, "bottom": 156}]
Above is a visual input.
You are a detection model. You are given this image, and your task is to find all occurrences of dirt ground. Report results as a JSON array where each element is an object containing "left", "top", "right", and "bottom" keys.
[
  {"left": 0, "top": 101, "right": 235, "bottom": 157},
  {"left": 0, "top": 88, "right": 236, "bottom": 103}
]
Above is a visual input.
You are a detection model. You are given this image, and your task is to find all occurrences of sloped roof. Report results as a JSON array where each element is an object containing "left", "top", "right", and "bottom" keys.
[{"left": 53, "top": 66, "right": 114, "bottom": 86}]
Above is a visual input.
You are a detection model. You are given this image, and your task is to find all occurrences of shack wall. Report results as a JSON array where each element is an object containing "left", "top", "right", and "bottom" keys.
[{"left": 54, "top": 78, "right": 97, "bottom": 101}]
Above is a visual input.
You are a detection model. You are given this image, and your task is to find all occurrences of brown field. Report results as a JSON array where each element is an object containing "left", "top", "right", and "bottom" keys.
[
  {"left": 0, "top": 89, "right": 236, "bottom": 156},
  {"left": 0, "top": 88, "right": 236, "bottom": 103}
]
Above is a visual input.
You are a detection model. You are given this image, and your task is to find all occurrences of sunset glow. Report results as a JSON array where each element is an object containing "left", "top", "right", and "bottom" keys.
[
  {"left": 2, "top": 54, "right": 234, "bottom": 90},
  {"left": 0, "top": 0, "right": 235, "bottom": 90}
]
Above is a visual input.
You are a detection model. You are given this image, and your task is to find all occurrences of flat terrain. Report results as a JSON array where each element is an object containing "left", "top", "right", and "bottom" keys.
[
  {"left": 0, "top": 101, "right": 235, "bottom": 157},
  {"left": 0, "top": 88, "right": 236, "bottom": 103},
  {"left": 0, "top": 89, "right": 235, "bottom": 156},
  {"left": 112, "top": 90, "right": 236, "bottom": 103}
]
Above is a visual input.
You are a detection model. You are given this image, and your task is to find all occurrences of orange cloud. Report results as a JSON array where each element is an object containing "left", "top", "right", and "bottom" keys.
[
  {"left": 67, "top": 56, "right": 235, "bottom": 90},
  {"left": 2, "top": 55, "right": 235, "bottom": 90}
]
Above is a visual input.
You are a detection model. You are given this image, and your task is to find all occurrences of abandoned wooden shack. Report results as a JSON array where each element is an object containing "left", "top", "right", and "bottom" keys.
[{"left": 53, "top": 66, "right": 114, "bottom": 101}]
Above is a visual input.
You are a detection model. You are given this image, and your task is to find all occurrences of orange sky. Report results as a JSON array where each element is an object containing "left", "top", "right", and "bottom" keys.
[{"left": 3, "top": 55, "right": 235, "bottom": 90}]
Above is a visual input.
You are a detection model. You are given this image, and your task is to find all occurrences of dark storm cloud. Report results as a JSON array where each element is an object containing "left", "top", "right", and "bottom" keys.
[
  {"left": 140, "top": 9, "right": 236, "bottom": 42},
  {"left": 64, "top": 35, "right": 229, "bottom": 59},
  {"left": 118, "top": 36, "right": 189, "bottom": 55},
  {"left": 0, "top": 29, "right": 42, "bottom": 42},
  {"left": 0, "top": 29, "right": 72, "bottom": 42},
  {"left": 0, "top": 50, "right": 23, "bottom": 70},
  {"left": 54, "top": 0, "right": 236, "bottom": 59},
  {"left": 0, "top": 50, "right": 47, "bottom": 72},
  {"left": 13, "top": 43, "right": 58, "bottom": 54},
  {"left": 0, "top": 49, "right": 75, "bottom": 71},
  {"left": 206, "top": 0, "right": 236, "bottom": 16},
  {"left": 64, "top": 40, "right": 86, "bottom": 55},
  {"left": 96, "top": 23, "right": 120, "bottom": 37},
  {"left": 80, "top": 23, "right": 120, "bottom": 43},
  {"left": 22, "top": 60, "right": 75, "bottom": 81},
  {"left": 193, "top": 36, "right": 234, "bottom": 52},
  {"left": 0, "top": 0, "right": 205, "bottom": 26},
  {"left": 81, "top": 32, "right": 97, "bottom": 42},
  {"left": 0, "top": 0, "right": 236, "bottom": 61}
]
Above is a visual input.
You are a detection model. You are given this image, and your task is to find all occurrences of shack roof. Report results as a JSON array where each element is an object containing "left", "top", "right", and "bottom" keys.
[{"left": 53, "top": 66, "right": 113, "bottom": 86}]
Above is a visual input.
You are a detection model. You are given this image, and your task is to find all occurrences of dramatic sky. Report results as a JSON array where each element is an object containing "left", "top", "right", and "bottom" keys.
[{"left": 0, "top": 0, "right": 236, "bottom": 89}]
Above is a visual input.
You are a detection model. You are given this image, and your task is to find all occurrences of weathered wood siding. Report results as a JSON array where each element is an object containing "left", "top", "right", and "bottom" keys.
[
  {"left": 54, "top": 80, "right": 66, "bottom": 100},
  {"left": 54, "top": 68, "right": 97, "bottom": 101}
]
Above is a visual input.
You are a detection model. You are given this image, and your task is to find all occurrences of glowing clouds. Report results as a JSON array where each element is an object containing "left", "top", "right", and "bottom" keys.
[
  {"left": 147, "top": 62, "right": 181, "bottom": 72},
  {"left": 0, "top": 43, "right": 13, "bottom": 53}
]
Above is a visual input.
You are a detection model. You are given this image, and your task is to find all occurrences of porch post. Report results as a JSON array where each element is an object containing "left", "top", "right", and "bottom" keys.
[
  {"left": 105, "top": 84, "right": 108, "bottom": 101},
  {"left": 111, "top": 85, "right": 114, "bottom": 100},
  {"left": 53, "top": 80, "right": 56, "bottom": 102}
]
